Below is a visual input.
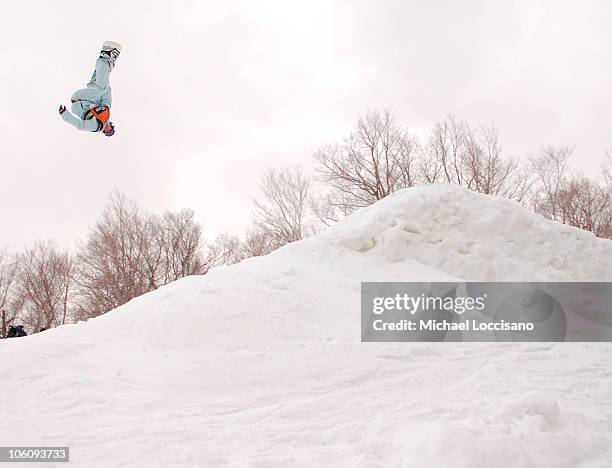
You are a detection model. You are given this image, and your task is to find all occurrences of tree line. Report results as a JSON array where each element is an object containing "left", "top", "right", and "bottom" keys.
[
  {"left": 1, "top": 110, "right": 610, "bottom": 335},
  {"left": 1, "top": 194, "right": 210, "bottom": 333}
]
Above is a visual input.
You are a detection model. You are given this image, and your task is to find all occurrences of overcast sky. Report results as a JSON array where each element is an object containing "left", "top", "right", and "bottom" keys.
[{"left": 0, "top": 0, "right": 610, "bottom": 250}]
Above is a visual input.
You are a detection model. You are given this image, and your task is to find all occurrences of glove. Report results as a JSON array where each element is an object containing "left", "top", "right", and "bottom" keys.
[{"left": 58, "top": 105, "right": 66, "bottom": 115}]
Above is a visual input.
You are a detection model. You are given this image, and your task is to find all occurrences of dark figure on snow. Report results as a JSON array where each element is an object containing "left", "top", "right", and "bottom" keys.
[{"left": 6, "top": 325, "right": 27, "bottom": 338}]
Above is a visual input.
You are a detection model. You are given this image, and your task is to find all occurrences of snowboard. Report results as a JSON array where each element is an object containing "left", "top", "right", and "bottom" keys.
[{"left": 100, "top": 41, "right": 122, "bottom": 61}]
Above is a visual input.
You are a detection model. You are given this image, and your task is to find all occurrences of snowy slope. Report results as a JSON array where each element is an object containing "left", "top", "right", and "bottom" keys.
[
  {"left": 1, "top": 184, "right": 611, "bottom": 468},
  {"left": 319, "top": 184, "right": 611, "bottom": 281}
]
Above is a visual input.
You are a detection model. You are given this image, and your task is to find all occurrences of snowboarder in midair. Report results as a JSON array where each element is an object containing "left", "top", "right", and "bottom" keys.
[{"left": 59, "top": 41, "right": 121, "bottom": 137}]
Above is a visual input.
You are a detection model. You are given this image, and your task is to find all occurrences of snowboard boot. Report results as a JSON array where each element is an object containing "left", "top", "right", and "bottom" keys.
[{"left": 100, "top": 41, "right": 122, "bottom": 68}]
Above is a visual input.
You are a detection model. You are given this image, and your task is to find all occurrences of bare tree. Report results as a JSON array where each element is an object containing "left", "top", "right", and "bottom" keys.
[
  {"left": 423, "top": 115, "right": 469, "bottom": 186},
  {"left": 309, "top": 190, "right": 354, "bottom": 227},
  {"left": 16, "top": 241, "right": 74, "bottom": 331},
  {"left": 0, "top": 249, "right": 20, "bottom": 333},
  {"left": 76, "top": 192, "right": 209, "bottom": 320},
  {"left": 603, "top": 149, "right": 612, "bottom": 187},
  {"left": 529, "top": 146, "right": 573, "bottom": 220},
  {"left": 253, "top": 166, "right": 313, "bottom": 248},
  {"left": 314, "top": 110, "right": 419, "bottom": 214},
  {"left": 139, "top": 214, "right": 166, "bottom": 290},
  {"left": 159, "top": 209, "right": 206, "bottom": 279},
  {"left": 206, "top": 228, "right": 288, "bottom": 266},
  {"left": 240, "top": 227, "right": 278, "bottom": 258},
  {"left": 136, "top": 209, "right": 206, "bottom": 289},
  {"left": 76, "top": 192, "right": 150, "bottom": 319},
  {"left": 0, "top": 250, "right": 18, "bottom": 313},
  {"left": 207, "top": 234, "right": 245, "bottom": 266},
  {"left": 419, "top": 143, "right": 445, "bottom": 184},
  {"left": 422, "top": 116, "right": 531, "bottom": 201},
  {"left": 557, "top": 176, "right": 611, "bottom": 239},
  {"left": 463, "top": 124, "right": 524, "bottom": 197}
]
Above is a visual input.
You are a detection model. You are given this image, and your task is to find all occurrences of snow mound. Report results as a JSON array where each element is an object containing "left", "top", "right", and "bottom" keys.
[
  {"left": 0, "top": 184, "right": 611, "bottom": 467},
  {"left": 317, "top": 183, "right": 612, "bottom": 281}
]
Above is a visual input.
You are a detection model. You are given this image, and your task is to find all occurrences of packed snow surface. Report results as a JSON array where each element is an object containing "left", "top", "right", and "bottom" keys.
[{"left": 1, "top": 184, "right": 611, "bottom": 467}]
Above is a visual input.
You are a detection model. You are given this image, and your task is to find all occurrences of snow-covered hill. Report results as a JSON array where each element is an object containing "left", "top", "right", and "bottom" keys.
[{"left": 1, "top": 184, "right": 611, "bottom": 467}]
